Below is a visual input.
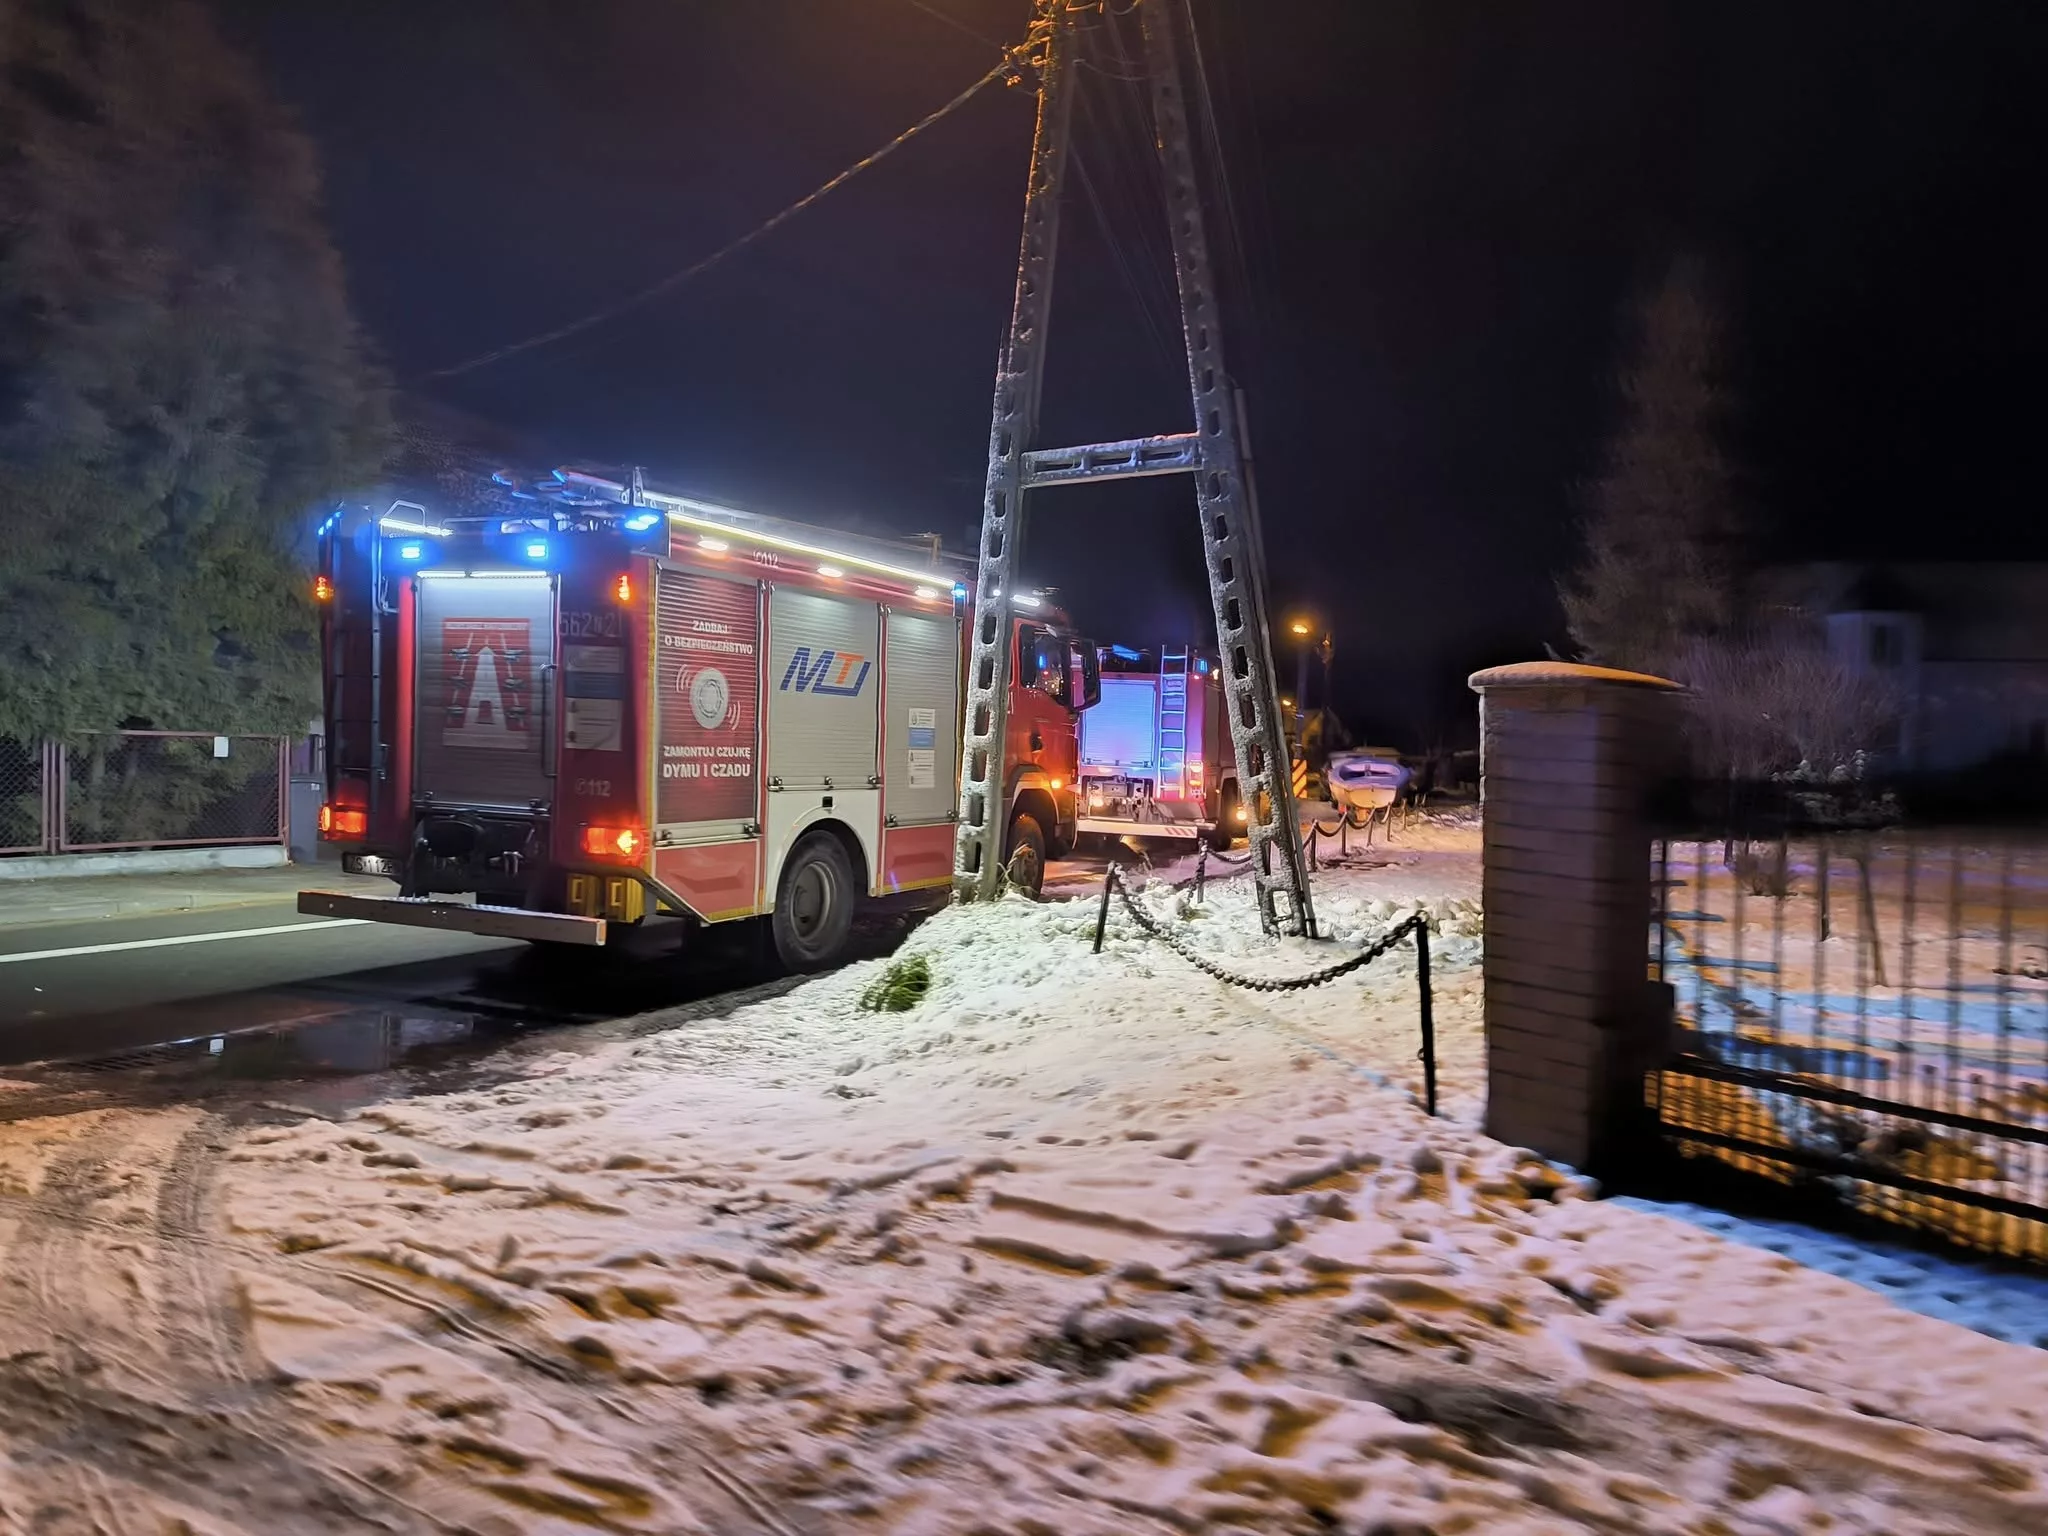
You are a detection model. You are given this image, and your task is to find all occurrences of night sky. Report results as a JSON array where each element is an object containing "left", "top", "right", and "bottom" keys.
[{"left": 220, "top": 1, "right": 2047, "bottom": 748}]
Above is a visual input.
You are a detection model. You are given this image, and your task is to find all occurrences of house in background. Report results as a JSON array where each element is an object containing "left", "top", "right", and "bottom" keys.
[{"left": 1788, "top": 563, "right": 2048, "bottom": 775}]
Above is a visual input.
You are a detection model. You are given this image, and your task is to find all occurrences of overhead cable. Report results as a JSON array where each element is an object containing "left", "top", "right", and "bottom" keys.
[{"left": 423, "top": 46, "right": 1028, "bottom": 380}]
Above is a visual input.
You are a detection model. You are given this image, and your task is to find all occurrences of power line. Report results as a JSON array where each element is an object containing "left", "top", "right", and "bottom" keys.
[
  {"left": 903, "top": 1, "right": 1180, "bottom": 378},
  {"left": 1073, "top": 141, "right": 1178, "bottom": 375},
  {"left": 423, "top": 46, "right": 1028, "bottom": 381},
  {"left": 895, "top": 0, "right": 1004, "bottom": 50}
]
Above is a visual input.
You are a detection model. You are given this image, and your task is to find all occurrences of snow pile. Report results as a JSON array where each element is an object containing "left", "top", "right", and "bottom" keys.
[{"left": 2, "top": 840, "right": 2045, "bottom": 1533}]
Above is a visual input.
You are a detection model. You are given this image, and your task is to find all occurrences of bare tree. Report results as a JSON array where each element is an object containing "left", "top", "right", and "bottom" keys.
[
  {"left": 1681, "top": 626, "right": 1903, "bottom": 784},
  {"left": 1559, "top": 255, "right": 1744, "bottom": 676}
]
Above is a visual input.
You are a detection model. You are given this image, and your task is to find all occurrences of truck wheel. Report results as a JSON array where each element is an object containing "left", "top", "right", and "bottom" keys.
[
  {"left": 1005, "top": 813, "right": 1047, "bottom": 897},
  {"left": 772, "top": 832, "right": 856, "bottom": 972},
  {"left": 1214, "top": 785, "right": 1245, "bottom": 850}
]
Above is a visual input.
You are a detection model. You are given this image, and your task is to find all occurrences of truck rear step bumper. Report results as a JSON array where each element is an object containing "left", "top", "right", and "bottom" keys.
[
  {"left": 297, "top": 890, "right": 608, "bottom": 946},
  {"left": 1076, "top": 817, "right": 1207, "bottom": 841}
]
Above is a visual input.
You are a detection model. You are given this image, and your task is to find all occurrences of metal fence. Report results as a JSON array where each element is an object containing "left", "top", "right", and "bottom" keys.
[
  {"left": 0, "top": 733, "right": 288, "bottom": 856},
  {"left": 1649, "top": 781, "right": 2048, "bottom": 1264},
  {"left": 0, "top": 739, "right": 52, "bottom": 855}
]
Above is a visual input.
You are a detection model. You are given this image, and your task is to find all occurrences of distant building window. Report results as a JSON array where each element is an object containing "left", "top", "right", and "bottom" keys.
[{"left": 1869, "top": 623, "right": 1901, "bottom": 667}]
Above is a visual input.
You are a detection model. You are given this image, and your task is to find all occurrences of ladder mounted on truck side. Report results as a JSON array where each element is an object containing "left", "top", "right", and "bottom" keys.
[
  {"left": 1156, "top": 646, "right": 1190, "bottom": 802},
  {"left": 952, "top": 0, "right": 1314, "bottom": 936}
]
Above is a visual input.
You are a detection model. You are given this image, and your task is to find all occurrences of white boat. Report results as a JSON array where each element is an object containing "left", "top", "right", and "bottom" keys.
[{"left": 1325, "top": 750, "right": 1412, "bottom": 813}]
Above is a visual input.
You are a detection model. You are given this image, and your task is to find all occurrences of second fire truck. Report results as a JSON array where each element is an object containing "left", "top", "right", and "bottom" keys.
[{"left": 1073, "top": 642, "right": 1246, "bottom": 848}]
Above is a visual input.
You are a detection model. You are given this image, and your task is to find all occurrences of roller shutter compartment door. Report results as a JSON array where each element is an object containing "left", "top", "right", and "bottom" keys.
[
  {"left": 883, "top": 608, "right": 961, "bottom": 826},
  {"left": 413, "top": 574, "right": 556, "bottom": 810},
  {"left": 765, "top": 588, "right": 880, "bottom": 790}
]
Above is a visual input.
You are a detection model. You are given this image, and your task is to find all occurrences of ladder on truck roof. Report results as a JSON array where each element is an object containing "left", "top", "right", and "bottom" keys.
[
  {"left": 1155, "top": 647, "right": 1189, "bottom": 801},
  {"left": 952, "top": 0, "right": 1314, "bottom": 936}
]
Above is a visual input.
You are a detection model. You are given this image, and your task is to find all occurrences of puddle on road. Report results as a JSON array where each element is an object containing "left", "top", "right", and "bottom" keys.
[{"left": 59, "top": 1007, "right": 531, "bottom": 1081}]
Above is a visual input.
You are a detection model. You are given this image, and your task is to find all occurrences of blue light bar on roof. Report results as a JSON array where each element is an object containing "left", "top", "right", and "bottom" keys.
[{"left": 1110, "top": 645, "right": 1142, "bottom": 661}]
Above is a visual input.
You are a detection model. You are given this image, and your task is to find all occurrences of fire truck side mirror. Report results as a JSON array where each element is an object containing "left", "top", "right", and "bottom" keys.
[{"left": 1070, "top": 638, "right": 1101, "bottom": 712}]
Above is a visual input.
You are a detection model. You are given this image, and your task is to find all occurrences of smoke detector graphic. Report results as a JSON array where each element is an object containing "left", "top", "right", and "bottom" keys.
[{"left": 684, "top": 665, "right": 735, "bottom": 730}]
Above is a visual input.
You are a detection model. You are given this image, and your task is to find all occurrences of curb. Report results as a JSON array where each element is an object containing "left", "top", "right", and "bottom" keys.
[{"left": 0, "top": 846, "right": 291, "bottom": 882}]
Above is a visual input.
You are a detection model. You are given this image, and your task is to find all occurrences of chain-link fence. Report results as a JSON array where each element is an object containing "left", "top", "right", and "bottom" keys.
[
  {"left": 58, "top": 733, "right": 287, "bottom": 852},
  {"left": 0, "top": 738, "right": 51, "bottom": 855}
]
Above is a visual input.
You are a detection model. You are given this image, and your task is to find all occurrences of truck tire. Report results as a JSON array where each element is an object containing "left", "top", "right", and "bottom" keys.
[
  {"left": 1005, "top": 812, "right": 1047, "bottom": 897},
  {"left": 1214, "top": 784, "right": 1245, "bottom": 850},
  {"left": 772, "top": 832, "right": 857, "bottom": 972}
]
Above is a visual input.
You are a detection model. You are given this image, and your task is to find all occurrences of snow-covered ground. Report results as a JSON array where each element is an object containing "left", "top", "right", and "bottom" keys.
[{"left": 1, "top": 819, "right": 2045, "bottom": 1533}]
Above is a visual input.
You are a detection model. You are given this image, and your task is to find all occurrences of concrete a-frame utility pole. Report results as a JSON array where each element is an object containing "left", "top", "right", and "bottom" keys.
[{"left": 953, "top": 0, "right": 1314, "bottom": 938}]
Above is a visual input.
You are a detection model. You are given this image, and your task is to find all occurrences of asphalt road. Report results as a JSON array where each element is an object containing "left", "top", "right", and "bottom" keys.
[
  {"left": 0, "top": 841, "right": 1150, "bottom": 1077},
  {"left": 0, "top": 902, "right": 528, "bottom": 1065},
  {"left": 0, "top": 873, "right": 965, "bottom": 1075}
]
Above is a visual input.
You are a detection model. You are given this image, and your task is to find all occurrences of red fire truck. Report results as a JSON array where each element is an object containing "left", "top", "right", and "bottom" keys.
[
  {"left": 301, "top": 470, "right": 1098, "bottom": 968},
  {"left": 1074, "top": 643, "right": 1245, "bottom": 847}
]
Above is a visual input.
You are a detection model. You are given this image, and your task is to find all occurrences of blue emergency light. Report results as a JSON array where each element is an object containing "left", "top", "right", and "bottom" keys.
[
  {"left": 524, "top": 540, "right": 549, "bottom": 561},
  {"left": 398, "top": 542, "right": 423, "bottom": 562},
  {"left": 624, "top": 513, "right": 660, "bottom": 532},
  {"left": 1195, "top": 658, "right": 1209, "bottom": 673}
]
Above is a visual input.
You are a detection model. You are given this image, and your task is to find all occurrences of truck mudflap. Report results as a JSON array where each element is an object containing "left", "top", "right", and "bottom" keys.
[
  {"left": 296, "top": 890, "right": 608, "bottom": 946},
  {"left": 1075, "top": 816, "right": 1208, "bottom": 841}
]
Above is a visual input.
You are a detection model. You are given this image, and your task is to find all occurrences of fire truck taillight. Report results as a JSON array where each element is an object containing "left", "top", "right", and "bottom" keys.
[
  {"left": 582, "top": 825, "right": 644, "bottom": 860},
  {"left": 313, "top": 575, "right": 334, "bottom": 602},
  {"left": 613, "top": 573, "right": 634, "bottom": 604},
  {"left": 318, "top": 804, "right": 367, "bottom": 839}
]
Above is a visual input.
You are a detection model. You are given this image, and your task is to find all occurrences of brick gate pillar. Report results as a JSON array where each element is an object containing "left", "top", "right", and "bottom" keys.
[{"left": 1468, "top": 662, "right": 1682, "bottom": 1173}]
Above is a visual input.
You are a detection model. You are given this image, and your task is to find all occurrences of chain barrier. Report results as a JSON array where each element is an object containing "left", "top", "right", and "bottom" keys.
[
  {"left": 1091, "top": 861, "right": 1437, "bottom": 1114},
  {"left": 1303, "top": 802, "right": 1413, "bottom": 867}
]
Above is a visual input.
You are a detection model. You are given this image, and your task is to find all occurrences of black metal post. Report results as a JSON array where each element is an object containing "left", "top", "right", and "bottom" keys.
[
  {"left": 1093, "top": 864, "right": 1116, "bottom": 954},
  {"left": 1415, "top": 919, "right": 1437, "bottom": 1116},
  {"left": 1193, "top": 848, "right": 1207, "bottom": 904}
]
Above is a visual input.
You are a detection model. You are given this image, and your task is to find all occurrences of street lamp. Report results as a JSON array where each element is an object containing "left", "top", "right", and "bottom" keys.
[
  {"left": 1285, "top": 618, "right": 1318, "bottom": 727},
  {"left": 1282, "top": 616, "right": 1335, "bottom": 766}
]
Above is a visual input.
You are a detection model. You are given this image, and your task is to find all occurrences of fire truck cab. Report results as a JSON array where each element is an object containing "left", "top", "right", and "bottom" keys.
[
  {"left": 303, "top": 471, "right": 1096, "bottom": 969},
  {"left": 1075, "top": 643, "right": 1244, "bottom": 847}
]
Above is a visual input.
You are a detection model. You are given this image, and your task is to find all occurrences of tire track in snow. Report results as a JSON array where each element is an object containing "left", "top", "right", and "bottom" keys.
[
  {"left": 0, "top": 1122, "right": 802, "bottom": 1536},
  {"left": 155, "top": 1116, "right": 251, "bottom": 1392},
  {"left": 0, "top": 1109, "right": 440, "bottom": 1534}
]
